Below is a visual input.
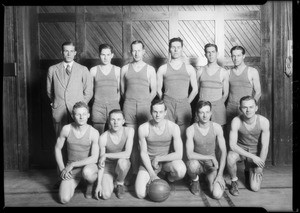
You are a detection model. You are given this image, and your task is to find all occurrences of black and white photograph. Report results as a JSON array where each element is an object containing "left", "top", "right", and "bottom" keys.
[{"left": 2, "top": 2, "right": 297, "bottom": 211}]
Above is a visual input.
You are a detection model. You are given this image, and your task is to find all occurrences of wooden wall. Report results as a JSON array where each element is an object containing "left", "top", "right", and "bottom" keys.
[{"left": 2, "top": 2, "right": 293, "bottom": 170}]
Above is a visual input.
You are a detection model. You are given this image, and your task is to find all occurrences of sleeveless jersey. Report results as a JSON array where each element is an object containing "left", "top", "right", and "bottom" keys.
[
  {"left": 94, "top": 65, "right": 118, "bottom": 103},
  {"left": 228, "top": 66, "right": 253, "bottom": 104},
  {"left": 125, "top": 63, "right": 150, "bottom": 101},
  {"left": 67, "top": 124, "right": 92, "bottom": 163},
  {"left": 164, "top": 63, "right": 190, "bottom": 100},
  {"left": 193, "top": 121, "right": 216, "bottom": 156},
  {"left": 199, "top": 66, "right": 223, "bottom": 102},
  {"left": 105, "top": 127, "right": 128, "bottom": 163},
  {"left": 146, "top": 120, "right": 173, "bottom": 160},
  {"left": 237, "top": 115, "right": 262, "bottom": 151}
]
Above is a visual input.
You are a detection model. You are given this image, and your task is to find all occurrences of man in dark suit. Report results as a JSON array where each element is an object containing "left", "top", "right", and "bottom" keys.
[{"left": 47, "top": 41, "right": 93, "bottom": 138}]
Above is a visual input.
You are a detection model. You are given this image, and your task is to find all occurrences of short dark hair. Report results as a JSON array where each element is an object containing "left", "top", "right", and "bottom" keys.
[
  {"left": 204, "top": 43, "right": 218, "bottom": 53},
  {"left": 230, "top": 45, "right": 245, "bottom": 55},
  {"left": 108, "top": 109, "right": 125, "bottom": 120},
  {"left": 72, "top": 101, "right": 89, "bottom": 115},
  {"left": 99, "top": 43, "right": 114, "bottom": 54},
  {"left": 61, "top": 41, "right": 76, "bottom": 52},
  {"left": 130, "top": 40, "right": 145, "bottom": 51},
  {"left": 196, "top": 100, "right": 212, "bottom": 112},
  {"left": 169, "top": 37, "right": 183, "bottom": 50},
  {"left": 150, "top": 98, "right": 167, "bottom": 113},
  {"left": 239, "top": 95, "right": 257, "bottom": 106}
]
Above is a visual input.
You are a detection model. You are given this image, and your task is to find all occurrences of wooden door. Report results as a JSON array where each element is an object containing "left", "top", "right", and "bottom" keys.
[{"left": 31, "top": 4, "right": 273, "bottom": 169}]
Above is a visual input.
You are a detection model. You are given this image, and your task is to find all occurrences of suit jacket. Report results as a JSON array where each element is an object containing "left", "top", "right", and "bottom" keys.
[{"left": 47, "top": 61, "right": 93, "bottom": 122}]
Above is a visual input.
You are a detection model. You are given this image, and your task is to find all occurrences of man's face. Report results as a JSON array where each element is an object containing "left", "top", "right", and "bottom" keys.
[
  {"left": 205, "top": 46, "right": 218, "bottom": 63},
  {"left": 73, "top": 107, "right": 90, "bottom": 126},
  {"left": 197, "top": 105, "right": 212, "bottom": 124},
  {"left": 109, "top": 113, "right": 125, "bottom": 132},
  {"left": 231, "top": 49, "right": 245, "bottom": 66},
  {"left": 240, "top": 99, "right": 258, "bottom": 119},
  {"left": 169, "top": 41, "right": 183, "bottom": 59},
  {"left": 62, "top": 45, "right": 77, "bottom": 63},
  {"left": 100, "top": 48, "right": 113, "bottom": 65},
  {"left": 131, "top": 43, "right": 145, "bottom": 62},
  {"left": 151, "top": 104, "right": 167, "bottom": 123}
]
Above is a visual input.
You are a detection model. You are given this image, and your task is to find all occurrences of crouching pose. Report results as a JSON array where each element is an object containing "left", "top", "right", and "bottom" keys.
[
  {"left": 135, "top": 99, "right": 187, "bottom": 199},
  {"left": 94, "top": 109, "right": 134, "bottom": 200},
  {"left": 186, "top": 100, "right": 227, "bottom": 199},
  {"left": 227, "top": 95, "right": 270, "bottom": 196},
  {"left": 55, "top": 101, "right": 100, "bottom": 204}
]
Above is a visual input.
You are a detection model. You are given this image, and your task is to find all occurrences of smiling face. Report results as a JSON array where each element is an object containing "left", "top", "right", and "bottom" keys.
[
  {"left": 99, "top": 48, "right": 113, "bottom": 65},
  {"left": 196, "top": 105, "right": 212, "bottom": 124},
  {"left": 240, "top": 99, "right": 258, "bottom": 119},
  {"left": 109, "top": 112, "right": 125, "bottom": 132},
  {"left": 151, "top": 103, "right": 167, "bottom": 123},
  {"left": 131, "top": 43, "right": 145, "bottom": 62},
  {"left": 62, "top": 44, "right": 77, "bottom": 63},
  {"left": 73, "top": 107, "right": 90, "bottom": 126}
]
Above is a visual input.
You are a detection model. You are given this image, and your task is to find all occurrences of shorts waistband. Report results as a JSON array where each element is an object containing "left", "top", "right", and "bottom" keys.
[{"left": 163, "top": 95, "right": 189, "bottom": 103}]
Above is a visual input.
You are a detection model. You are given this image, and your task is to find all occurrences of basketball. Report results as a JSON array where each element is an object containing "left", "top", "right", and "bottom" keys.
[{"left": 147, "top": 179, "right": 171, "bottom": 202}]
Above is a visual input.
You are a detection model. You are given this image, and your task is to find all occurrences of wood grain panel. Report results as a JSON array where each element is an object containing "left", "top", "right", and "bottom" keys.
[
  {"left": 3, "top": 77, "right": 19, "bottom": 170},
  {"left": 132, "top": 21, "right": 168, "bottom": 58},
  {"left": 131, "top": 5, "right": 168, "bottom": 12},
  {"left": 38, "top": 6, "right": 75, "bottom": 13},
  {"left": 178, "top": 20, "right": 215, "bottom": 58},
  {"left": 178, "top": 5, "right": 215, "bottom": 11},
  {"left": 223, "top": 5, "right": 260, "bottom": 11},
  {"left": 39, "top": 22, "right": 76, "bottom": 59},
  {"left": 85, "top": 6, "right": 122, "bottom": 13},
  {"left": 85, "top": 22, "right": 122, "bottom": 58},
  {"left": 224, "top": 20, "right": 261, "bottom": 57}
]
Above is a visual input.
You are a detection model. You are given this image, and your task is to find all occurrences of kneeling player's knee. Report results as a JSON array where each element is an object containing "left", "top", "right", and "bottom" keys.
[
  {"left": 59, "top": 195, "right": 71, "bottom": 204},
  {"left": 187, "top": 160, "right": 199, "bottom": 174},
  {"left": 250, "top": 182, "right": 261, "bottom": 192},
  {"left": 212, "top": 183, "right": 224, "bottom": 199},
  {"left": 227, "top": 151, "right": 238, "bottom": 165},
  {"left": 118, "top": 159, "right": 131, "bottom": 171}
]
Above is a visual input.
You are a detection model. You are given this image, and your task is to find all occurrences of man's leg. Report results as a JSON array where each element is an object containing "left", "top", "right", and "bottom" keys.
[
  {"left": 227, "top": 151, "right": 241, "bottom": 196},
  {"left": 186, "top": 160, "right": 201, "bottom": 196},
  {"left": 82, "top": 164, "right": 98, "bottom": 199},
  {"left": 249, "top": 166, "right": 263, "bottom": 192},
  {"left": 135, "top": 167, "right": 151, "bottom": 199},
  {"left": 58, "top": 178, "right": 80, "bottom": 204},
  {"left": 115, "top": 158, "right": 131, "bottom": 199}
]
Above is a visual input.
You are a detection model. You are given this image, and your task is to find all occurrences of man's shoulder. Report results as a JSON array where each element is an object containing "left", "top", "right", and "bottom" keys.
[{"left": 49, "top": 62, "right": 62, "bottom": 70}]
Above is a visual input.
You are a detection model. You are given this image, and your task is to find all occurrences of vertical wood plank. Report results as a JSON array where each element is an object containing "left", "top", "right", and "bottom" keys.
[
  {"left": 75, "top": 6, "right": 86, "bottom": 62},
  {"left": 215, "top": 6, "right": 225, "bottom": 58},
  {"left": 169, "top": 5, "right": 179, "bottom": 40},
  {"left": 122, "top": 6, "right": 132, "bottom": 65},
  {"left": 15, "top": 6, "right": 29, "bottom": 170},
  {"left": 260, "top": 2, "right": 273, "bottom": 164}
]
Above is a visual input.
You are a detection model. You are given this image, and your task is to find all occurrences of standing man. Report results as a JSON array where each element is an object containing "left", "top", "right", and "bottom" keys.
[
  {"left": 47, "top": 41, "right": 93, "bottom": 138},
  {"left": 157, "top": 37, "right": 198, "bottom": 161},
  {"left": 226, "top": 45, "right": 261, "bottom": 125},
  {"left": 120, "top": 40, "right": 157, "bottom": 184},
  {"left": 185, "top": 100, "right": 227, "bottom": 199},
  {"left": 227, "top": 96, "right": 270, "bottom": 196},
  {"left": 54, "top": 101, "right": 99, "bottom": 204},
  {"left": 90, "top": 44, "right": 121, "bottom": 134},
  {"left": 94, "top": 109, "right": 134, "bottom": 200},
  {"left": 197, "top": 43, "right": 229, "bottom": 127},
  {"left": 135, "top": 99, "right": 186, "bottom": 199}
]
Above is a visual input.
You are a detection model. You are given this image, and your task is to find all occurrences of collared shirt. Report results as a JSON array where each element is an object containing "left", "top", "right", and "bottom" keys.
[{"left": 63, "top": 61, "right": 74, "bottom": 84}]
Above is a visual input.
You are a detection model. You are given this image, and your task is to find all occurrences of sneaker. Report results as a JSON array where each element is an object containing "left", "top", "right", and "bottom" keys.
[
  {"left": 229, "top": 180, "right": 239, "bottom": 196},
  {"left": 116, "top": 184, "right": 125, "bottom": 199},
  {"left": 85, "top": 183, "right": 93, "bottom": 199},
  {"left": 190, "top": 180, "right": 200, "bottom": 196}
]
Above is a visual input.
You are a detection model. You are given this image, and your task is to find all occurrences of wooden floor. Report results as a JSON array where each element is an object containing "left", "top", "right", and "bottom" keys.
[{"left": 4, "top": 164, "right": 293, "bottom": 211}]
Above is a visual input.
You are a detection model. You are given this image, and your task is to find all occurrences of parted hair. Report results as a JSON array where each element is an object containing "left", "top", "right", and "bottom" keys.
[
  {"left": 150, "top": 98, "right": 167, "bottom": 112},
  {"left": 230, "top": 45, "right": 246, "bottom": 55},
  {"left": 239, "top": 95, "right": 257, "bottom": 106},
  {"left": 169, "top": 37, "right": 183, "bottom": 49},
  {"left": 194, "top": 100, "right": 212, "bottom": 122},
  {"left": 72, "top": 101, "right": 89, "bottom": 115},
  {"left": 204, "top": 43, "right": 218, "bottom": 53},
  {"left": 108, "top": 109, "right": 125, "bottom": 119},
  {"left": 130, "top": 40, "right": 145, "bottom": 51},
  {"left": 99, "top": 43, "right": 114, "bottom": 54},
  {"left": 61, "top": 41, "right": 76, "bottom": 51}
]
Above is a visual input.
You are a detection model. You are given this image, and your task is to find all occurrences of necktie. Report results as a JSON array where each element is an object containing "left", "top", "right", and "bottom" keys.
[{"left": 66, "top": 64, "right": 71, "bottom": 75}]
